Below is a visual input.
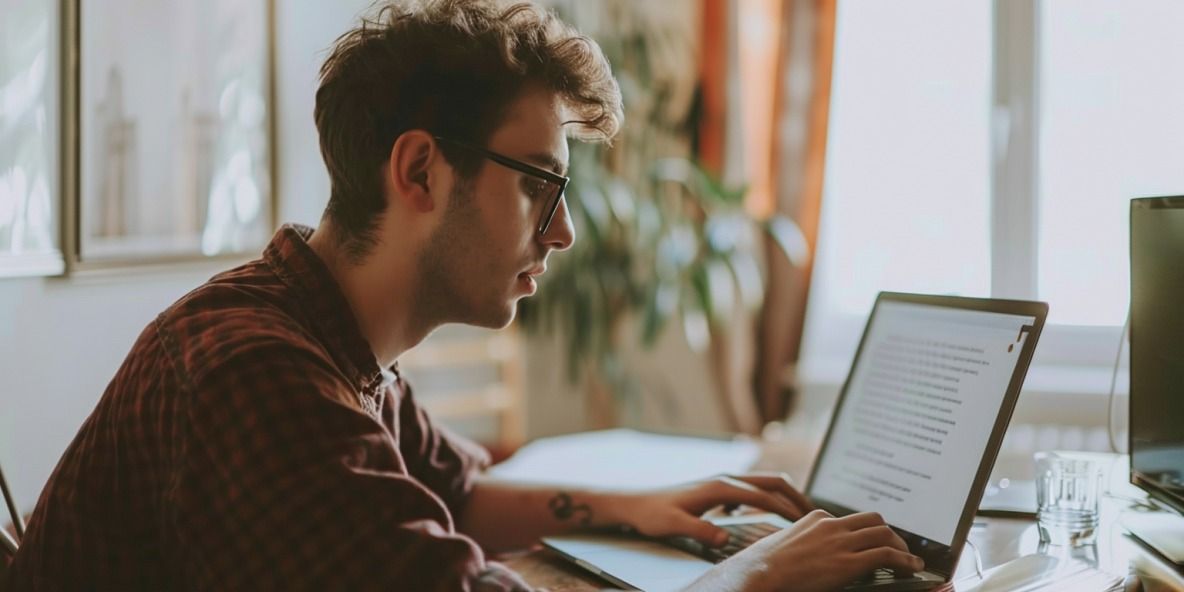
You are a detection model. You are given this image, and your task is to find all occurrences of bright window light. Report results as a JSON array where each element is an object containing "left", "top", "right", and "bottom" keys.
[
  {"left": 1038, "top": 0, "right": 1184, "bottom": 326},
  {"left": 815, "top": 0, "right": 992, "bottom": 319}
]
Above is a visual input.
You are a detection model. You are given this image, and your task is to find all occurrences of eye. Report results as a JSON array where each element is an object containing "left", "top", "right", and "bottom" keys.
[{"left": 520, "top": 175, "right": 551, "bottom": 201}]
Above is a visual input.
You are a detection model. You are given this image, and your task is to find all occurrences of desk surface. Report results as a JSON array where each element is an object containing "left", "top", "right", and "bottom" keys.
[{"left": 503, "top": 434, "right": 1184, "bottom": 591}]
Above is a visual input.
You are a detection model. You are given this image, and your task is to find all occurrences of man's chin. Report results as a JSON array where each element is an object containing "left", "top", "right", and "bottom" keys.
[
  {"left": 491, "top": 301, "right": 518, "bottom": 329},
  {"left": 460, "top": 302, "right": 517, "bottom": 330}
]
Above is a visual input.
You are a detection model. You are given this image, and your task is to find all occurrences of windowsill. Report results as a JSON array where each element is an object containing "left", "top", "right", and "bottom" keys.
[
  {"left": 797, "top": 358, "right": 1125, "bottom": 428},
  {"left": 801, "top": 359, "right": 1124, "bottom": 397},
  {"left": 1020, "top": 364, "right": 1126, "bottom": 398}
]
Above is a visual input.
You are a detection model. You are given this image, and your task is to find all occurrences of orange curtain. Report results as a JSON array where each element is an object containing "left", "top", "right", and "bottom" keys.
[
  {"left": 697, "top": 0, "right": 836, "bottom": 430},
  {"left": 753, "top": 0, "right": 836, "bottom": 424},
  {"left": 697, "top": 0, "right": 728, "bottom": 174}
]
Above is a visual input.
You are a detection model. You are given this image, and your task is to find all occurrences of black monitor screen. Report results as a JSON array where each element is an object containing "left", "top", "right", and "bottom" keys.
[{"left": 1130, "top": 195, "right": 1184, "bottom": 514}]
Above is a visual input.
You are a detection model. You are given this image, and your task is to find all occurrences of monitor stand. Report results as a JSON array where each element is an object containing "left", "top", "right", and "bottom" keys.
[{"left": 1122, "top": 510, "right": 1184, "bottom": 566}]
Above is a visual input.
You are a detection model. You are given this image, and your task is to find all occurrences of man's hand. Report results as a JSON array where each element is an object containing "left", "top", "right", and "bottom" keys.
[
  {"left": 608, "top": 472, "right": 812, "bottom": 547},
  {"left": 688, "top": 510, "right": 926, "bottom": 592},
  {"left": 459, "top": 472, "right": 809, "bottom": 553}
]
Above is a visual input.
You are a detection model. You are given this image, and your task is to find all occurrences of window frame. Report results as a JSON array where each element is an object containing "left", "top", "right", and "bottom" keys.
[
  {"left": 800, "top": 0, "right": 1128, "bottom": 418},
  {"left": 990, "top": 0, "right": 1125, "bottom": 372}
]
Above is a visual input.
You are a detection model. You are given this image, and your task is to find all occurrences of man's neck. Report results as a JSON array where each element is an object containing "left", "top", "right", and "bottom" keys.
[{"left": 306, "top": 225, "right": 433, "bottom": 368}]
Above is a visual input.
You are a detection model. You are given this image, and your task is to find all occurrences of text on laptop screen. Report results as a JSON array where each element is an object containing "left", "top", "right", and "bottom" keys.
[{"left": 810, "top": 301, "right": 1037, "bottom": 545}]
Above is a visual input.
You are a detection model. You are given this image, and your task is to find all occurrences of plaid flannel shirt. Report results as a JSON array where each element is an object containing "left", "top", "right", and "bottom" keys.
[{"left": 7, "top": 225, "right": 531, "bottom": 591}]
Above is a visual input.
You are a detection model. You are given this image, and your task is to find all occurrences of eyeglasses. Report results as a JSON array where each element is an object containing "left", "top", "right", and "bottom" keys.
[{"left": 434, "top": 136, "right": 569, "bottom": 234}]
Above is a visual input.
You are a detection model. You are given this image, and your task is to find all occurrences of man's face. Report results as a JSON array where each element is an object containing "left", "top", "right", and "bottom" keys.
[{"left": 416, "top": 87, "right": 575, "bottom": 329}]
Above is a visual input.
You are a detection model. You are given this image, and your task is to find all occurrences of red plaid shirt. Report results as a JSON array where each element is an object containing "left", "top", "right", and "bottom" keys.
[{"left": 8, "top": 225, "right": 531, "bottom": 591}]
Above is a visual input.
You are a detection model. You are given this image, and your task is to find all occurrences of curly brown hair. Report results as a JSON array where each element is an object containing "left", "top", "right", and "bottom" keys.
[{"left": 314, "top": 0, "right": 623, "bottom": 259}]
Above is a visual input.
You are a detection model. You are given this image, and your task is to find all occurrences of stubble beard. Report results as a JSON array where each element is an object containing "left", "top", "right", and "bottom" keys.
[{"left": 413, "top": 179, "right": 512, "bottom": 329}]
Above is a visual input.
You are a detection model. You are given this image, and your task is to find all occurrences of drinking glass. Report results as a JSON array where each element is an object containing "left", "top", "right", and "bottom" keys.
[{"left": 1034, "top": 451, "right": 1104, "bottom": 546}]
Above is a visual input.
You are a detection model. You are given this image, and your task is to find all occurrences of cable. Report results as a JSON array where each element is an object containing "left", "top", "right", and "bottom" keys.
[
  {"left": 964, "top": 538, "right": 984, "bottom": 580},
  {"left": 1106, "top": 310, "right": 1130, "bottom": 454}
]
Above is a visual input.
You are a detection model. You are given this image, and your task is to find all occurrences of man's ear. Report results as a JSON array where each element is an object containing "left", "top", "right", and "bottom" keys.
[{"left": 386, "top": 130, "right": 438, "bottom": 213}]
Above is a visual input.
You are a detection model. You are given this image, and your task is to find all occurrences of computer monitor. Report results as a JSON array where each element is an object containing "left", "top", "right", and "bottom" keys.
[{"left": 1129, "top": 195, "right": 1184, "bottom": 516}]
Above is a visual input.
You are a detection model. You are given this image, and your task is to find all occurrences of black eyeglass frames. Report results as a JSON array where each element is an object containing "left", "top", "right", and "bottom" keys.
[{"left": 433, "top": 136, "right": 569, "bottom": 234}]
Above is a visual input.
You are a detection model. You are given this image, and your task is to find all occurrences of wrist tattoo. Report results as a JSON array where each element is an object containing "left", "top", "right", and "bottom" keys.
[{"left": 547, "top": 491, "right": 593, "bottom": 526}]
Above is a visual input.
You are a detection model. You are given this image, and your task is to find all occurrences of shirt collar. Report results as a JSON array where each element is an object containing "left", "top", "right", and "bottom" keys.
[{"left": 263, "top": 224, "right": 386, "bottom": 392}]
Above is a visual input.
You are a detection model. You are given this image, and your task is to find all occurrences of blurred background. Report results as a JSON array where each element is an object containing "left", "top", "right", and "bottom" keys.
[{"left": 2, "top": 0, "right": 1183, "bottom": 511}]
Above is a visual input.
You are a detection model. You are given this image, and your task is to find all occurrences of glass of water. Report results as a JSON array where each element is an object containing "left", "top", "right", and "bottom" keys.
[{"left": 1034, "top": 451, "right": 1104, "bottom": 546}]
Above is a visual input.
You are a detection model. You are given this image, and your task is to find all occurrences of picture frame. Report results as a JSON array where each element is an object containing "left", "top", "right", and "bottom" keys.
[
  {"left": 0, "top": 0, "right": 66, "bottom": 278},
  {"left": 64, "top": 0, "right": 277, "bottom": 269}
]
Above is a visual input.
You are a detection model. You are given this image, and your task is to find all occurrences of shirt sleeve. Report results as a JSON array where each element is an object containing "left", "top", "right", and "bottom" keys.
[
  {"left": 394, "top": 374, "right": 492, "bottom": 519},
  {"left": 176, "top": 338, "right": 529, "bottom": 591}
]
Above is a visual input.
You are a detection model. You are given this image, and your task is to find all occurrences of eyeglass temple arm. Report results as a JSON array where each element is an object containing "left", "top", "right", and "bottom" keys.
[{"left": 0, "top": 525, "right": 17, "bottom": 556}]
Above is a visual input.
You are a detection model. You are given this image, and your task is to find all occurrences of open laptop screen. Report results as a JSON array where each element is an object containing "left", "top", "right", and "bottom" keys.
[{"left": 809, "top": 299, "right": 1037, "bottom": 546}]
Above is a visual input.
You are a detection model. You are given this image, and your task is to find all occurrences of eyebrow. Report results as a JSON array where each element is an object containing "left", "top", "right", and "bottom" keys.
[{"left": 525, "top": 153, "right": 568, "bottom": 177}]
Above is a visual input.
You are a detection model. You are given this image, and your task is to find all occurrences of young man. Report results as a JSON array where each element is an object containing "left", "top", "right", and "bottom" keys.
[{"left": 8, "top": 1, "right": 923, "bottom": 590}]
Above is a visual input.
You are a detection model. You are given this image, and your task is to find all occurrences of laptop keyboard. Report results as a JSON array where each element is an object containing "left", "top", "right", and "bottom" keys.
[
  {"left": 668, "top": 522, "right": 932, "bottom": 589},
  {"left": 667, "top": 522, "right": 782, "bottom": 563}
]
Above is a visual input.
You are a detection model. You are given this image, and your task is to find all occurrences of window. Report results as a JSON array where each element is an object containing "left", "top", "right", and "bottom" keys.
[
  {"left": 814, "top": 0, "right": 992, "bottom": 319},
  {"left": 1038, "top": 0, "right": 1184, "bottom": 327},
  {"left": 804, "top": 0, "right": 992, "bottom": 369},
  {"left": 804, "top": 1, "right": 1184, "bottom": 387}
]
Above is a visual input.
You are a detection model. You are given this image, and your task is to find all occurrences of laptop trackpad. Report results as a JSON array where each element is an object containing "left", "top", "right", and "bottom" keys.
[{"left": 544, "top": 533, "right": 714, "bottom": 592}]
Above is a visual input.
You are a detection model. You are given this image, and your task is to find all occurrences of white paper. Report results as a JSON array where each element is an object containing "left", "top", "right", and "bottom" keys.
[
  {"left": 954, "top": 554, "right": 1123, "bottom": 592},
  {"left": 489, "top": 429, "right": 761, "bottom": 490}
]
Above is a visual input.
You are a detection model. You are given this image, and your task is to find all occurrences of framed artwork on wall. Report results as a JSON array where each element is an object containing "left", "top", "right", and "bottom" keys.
[
  {"left": 65, "top": 0, "right": 276, "bottom": 268},
  {"left": 0, "top": 0, "right": 66, "bottom": 278}
]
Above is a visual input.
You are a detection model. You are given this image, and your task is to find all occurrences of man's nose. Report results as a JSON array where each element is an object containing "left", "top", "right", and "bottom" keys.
[{"left": 540, "top": 195, "right": 575, "bottom": 251}]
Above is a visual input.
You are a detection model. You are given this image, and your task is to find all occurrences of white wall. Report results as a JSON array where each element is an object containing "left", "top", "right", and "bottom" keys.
[
  {"left": 0, "top": 0, "right": 368, "bottom": 515},
  {"left": 274, "top": 0, "right": 372, "bottom": 227}
]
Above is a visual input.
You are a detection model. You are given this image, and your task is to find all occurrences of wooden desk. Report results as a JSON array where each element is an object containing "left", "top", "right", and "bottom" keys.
[{"left": 505, "top": 438, "right": 1184, "bottom": 591}]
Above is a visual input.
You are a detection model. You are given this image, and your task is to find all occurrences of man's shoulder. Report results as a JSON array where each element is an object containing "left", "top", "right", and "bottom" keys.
[{"left": 153, "top": 265, "right": 330, "bottom": 385}]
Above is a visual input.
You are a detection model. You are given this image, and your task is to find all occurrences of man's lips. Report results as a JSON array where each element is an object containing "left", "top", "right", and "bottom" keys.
[{"left": 518, "top": 265, "right": 546, "bottom": 295}]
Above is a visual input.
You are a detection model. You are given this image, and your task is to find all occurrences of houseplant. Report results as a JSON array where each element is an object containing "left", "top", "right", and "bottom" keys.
[{"left": 516, "top": 0, "right": 807, "bottom": 431}]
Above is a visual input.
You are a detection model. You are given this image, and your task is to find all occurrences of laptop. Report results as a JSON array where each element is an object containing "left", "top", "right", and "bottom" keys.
[{"left": 544, "top": 292, "right": 1048, "bottom": 591}]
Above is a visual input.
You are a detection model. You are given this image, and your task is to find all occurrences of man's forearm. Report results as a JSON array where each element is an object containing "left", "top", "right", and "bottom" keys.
[{"left": 456, "top": 478, "right": 634, "bottom": 552}]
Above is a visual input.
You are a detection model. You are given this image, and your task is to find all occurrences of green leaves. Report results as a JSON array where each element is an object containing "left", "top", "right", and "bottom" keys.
[
  {"left": 651, "top": 157, "right": 748, "bottom": 207},
  {"left": 521, "top": 148, "right": 809, "bottom": 389}
]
